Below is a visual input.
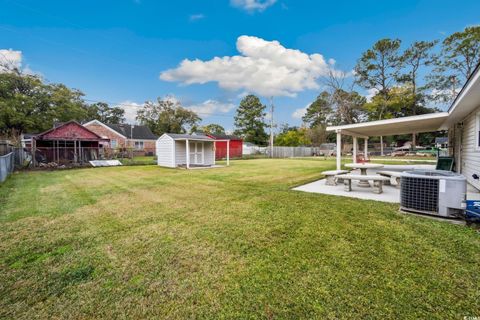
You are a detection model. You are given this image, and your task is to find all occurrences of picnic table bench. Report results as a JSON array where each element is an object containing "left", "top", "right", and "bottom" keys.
[
  {"left": 377, "top": 170, "right": 403, "bottom": 188},
  {"left": 322, "top": 170, "right": 349, "bottom": 185},
  {"left": 336, "top": 174, "right": 390, "bottom": 194}
]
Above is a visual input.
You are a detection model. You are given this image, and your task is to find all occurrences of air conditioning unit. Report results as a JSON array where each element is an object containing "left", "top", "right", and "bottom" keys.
[{"left": 400, "top": 170, "right": 466, "bottom": 218}]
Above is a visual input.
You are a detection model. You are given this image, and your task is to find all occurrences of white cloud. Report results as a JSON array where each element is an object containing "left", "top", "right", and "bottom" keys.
[
  {"left": 365, "top": 88, "right": 378, "bottom": 102},
  {"left": 189, "top": 14, "right": 205, "bottom": 21},
  {"left": 0, "top": 49, "right": 22, "bottom": 72},
  {"left": 160, "top": 35, "right": 337, "bottom": 97},
  {"left": 116, "top": 100, "right": 144, "bottom": 124},
  {"left": 230, "top": 0, "right": 277, "bottom": 12},
  {"left": 187, "top": 99, "right": 235, "bottom": 116},
  {"left": 292, "top": 108, "right": 306, "bottom": 119},
  {"left": 117, "top": 98, "right": 234, "bottom": 124},
  {"left": 292, "top": 105, "right": 308, "bottom": 120},
  {"left": 0, "top": 49, "right": 41, "bottom": 75}
]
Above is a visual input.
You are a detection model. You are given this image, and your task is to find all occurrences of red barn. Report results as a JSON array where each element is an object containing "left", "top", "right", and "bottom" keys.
[{"left": 206, "top": 134, "right": 243, "bottom": 160}]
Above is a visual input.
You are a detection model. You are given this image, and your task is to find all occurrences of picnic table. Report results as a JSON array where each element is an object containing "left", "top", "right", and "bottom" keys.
[{"left": 344, "top": 163, "right": 384, "bottom": 187}]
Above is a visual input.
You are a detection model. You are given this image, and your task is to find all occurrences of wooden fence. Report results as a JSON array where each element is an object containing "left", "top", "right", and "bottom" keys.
[{"left": 267, "top": 146, "right": 320, "bottom": 158}]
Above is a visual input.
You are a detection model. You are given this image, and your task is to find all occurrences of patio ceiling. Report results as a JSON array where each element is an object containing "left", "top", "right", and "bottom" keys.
[{"left": 326, "top": 112, "right": 449, "bottom": 137}]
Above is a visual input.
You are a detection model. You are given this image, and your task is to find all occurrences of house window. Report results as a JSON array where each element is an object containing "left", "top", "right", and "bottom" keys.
[
  {"left": 111, "top": 139, "right": 117, "bottom": 148},
  {"left": 134, "top": 141, "right": 144, "bottom": 150}
]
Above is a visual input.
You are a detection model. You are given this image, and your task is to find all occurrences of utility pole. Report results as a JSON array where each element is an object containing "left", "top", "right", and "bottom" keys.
[
  {"left": 269, "top": 96, "right": 274, "bottom": 158},
  {"left": 450, "top": 75, "right": 457, "bottom": 99},
  {"left": 130, "top": 124, "right": 134, "bottom": 159}
]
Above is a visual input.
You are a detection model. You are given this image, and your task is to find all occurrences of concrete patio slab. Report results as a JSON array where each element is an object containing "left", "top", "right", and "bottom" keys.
[{"left": 293, "top": 177, "right": 400, "bottom": 203}]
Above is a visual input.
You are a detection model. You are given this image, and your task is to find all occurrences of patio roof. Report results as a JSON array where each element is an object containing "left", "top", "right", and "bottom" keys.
[{"left": 326, "top": 112, "right": 449, "bottom": 137}]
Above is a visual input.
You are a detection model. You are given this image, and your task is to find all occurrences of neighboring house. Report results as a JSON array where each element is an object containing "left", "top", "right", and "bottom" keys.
[
  {"left": 32, "top": 121, "right": 108, "bottom": 165},
  {"left": 21, "top": 133, "right": 36, "bottom": 149},
  {"left": 326, "top": 62, "right": 480, "bottom": 191},
  {"left": 156, "top": 133, "right": 216, "bottom": 168},
  {"left": 205, "top": 133, "right": 243, "bottom": 160},
  {"left": 435, "top": 137, "right": 448, "bottom": 148},
  {"left": 84, "top": 120, "right": 157, "bottom": 156},
  {"left": 318, "top": 143, "right": 336, "bottom": 156}
]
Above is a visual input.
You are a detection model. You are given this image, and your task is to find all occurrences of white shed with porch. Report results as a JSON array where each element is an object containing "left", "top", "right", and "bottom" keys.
[{"left": 156, "top": 133, "right": 230, "bottom": 168}]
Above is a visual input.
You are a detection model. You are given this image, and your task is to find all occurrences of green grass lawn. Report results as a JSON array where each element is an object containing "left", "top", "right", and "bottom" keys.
[
  {"left": 1, "top": 159, "right": 479, "bottom": 319},
  {"left": 120, "top": 155, "right": 157, "bottom": 165}
]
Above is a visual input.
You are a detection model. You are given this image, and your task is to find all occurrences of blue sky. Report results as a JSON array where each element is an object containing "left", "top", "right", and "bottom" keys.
[{"left": 1, "top": 0, "right": 479, "bottom": 132}]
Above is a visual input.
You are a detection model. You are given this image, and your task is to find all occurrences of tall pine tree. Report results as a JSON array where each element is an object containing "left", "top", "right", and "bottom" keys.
[
  {"left": 302, "top": 91, "right": 332, "bottom": 128},
  {"left": 234, "top": 94, "right": 268, "bottom": 145}
]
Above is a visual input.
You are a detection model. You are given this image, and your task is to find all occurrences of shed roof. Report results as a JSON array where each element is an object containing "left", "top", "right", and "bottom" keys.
[
  {"left": 435, "top": 137, "right": 448, "bottom": 144},
  {"left": 163, "top": 133, "right": 214, "bottom": 141}
]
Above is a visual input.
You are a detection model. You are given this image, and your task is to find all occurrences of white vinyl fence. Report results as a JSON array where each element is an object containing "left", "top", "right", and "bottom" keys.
[
  {"left": 267, "top": 146, "right": 319, "bottom": 158},
  {"left": 0, "top": 152, "right": 14, "bottom": 183}
]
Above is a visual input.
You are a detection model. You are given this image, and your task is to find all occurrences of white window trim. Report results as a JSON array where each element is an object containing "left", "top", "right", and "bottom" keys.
[
  {"left": 476, "top": 111, "right": 480, "bottom": 151},
  {"left": 134, "top": 140, "right": 144, "bottom": 150},
  {"left": 111, "top": 139, "right": 117, "bottom": 148}
]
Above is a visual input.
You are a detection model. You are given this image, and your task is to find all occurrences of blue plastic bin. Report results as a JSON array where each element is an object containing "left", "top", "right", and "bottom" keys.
[{"left": 466, "top": 200, "right": 480, "bottom": 222}]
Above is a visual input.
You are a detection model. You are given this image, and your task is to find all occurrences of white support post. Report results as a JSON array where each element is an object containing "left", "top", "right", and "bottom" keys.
[
  {"left": 353, "top": 136, "right": 358, "bottom": 164},
  {"left": 364, "top": 138, "right": 369, "bottom": 161},
  {"left": 380, "top": 136, "right": 384, "bottom": 156},
  {"left": 226, "top": 140, "right": 230, "bottom": 166},
  {"left": 32, "top": 138, "right": 36, "bottom": 167},
  {"left": 185, "top": 139, "right": 190, "bottom": 169},
  {"left": 336, "top": 131, "right": 342, "bottom": 170},
  {"left": 213, "top": 142, "right": 216, "bottom": 166}
]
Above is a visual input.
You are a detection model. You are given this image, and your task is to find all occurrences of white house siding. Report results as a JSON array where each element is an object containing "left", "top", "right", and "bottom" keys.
[
  {"left": 460, "top": 106, "right": 480, "bottom": 190},
  {"left": 156, "top": 136, "right": 174, "bottom": 167},
  {"left": 175, "top": 141, "right": 187, "bottom": 166}
]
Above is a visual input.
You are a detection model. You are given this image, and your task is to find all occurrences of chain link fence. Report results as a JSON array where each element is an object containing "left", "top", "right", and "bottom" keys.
[
  {"left": 22, "top": 146, "right": 157, "bottom": 168},
  {"left": 0, "top": 152, "right": 14, "bottom": 183}
]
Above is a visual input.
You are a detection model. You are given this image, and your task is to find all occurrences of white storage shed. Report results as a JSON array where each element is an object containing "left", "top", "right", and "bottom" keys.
[{"left": 156, "top": 133, "right": 230, "bottom": 168}]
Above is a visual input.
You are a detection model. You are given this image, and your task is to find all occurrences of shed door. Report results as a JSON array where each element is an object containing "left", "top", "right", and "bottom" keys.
[{"left": 189, "top": 142, "right": 204, "bottom": 164}]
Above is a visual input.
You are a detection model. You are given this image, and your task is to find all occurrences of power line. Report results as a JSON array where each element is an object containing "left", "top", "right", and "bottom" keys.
[
  {"left": 82, "top": 98, "right": 236, "bottom": 118},
  {"left": 0, "top": 5, "right": 239, "bottom": 120}
]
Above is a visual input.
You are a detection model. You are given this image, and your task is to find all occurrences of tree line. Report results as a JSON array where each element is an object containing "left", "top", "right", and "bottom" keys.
[
  {"left": 0, "top": 26, "right": 478, "bottom": 146},
  {"left": 0, "top": 64, "right": 262, "bottom": 141},
  {"left": 0, "top": 70, "right": 125, "bottom": 136},
  {"left": 277, "top": 26, "right": 480, "bottom": 147}
]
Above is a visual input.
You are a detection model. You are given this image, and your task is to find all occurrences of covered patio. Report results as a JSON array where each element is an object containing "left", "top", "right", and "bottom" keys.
[
  {"left": 327, "top": 112, "right": 449, "bottom": 170},
  {"left": 294, "top": 113, "right": 452, "bottom": 203}
]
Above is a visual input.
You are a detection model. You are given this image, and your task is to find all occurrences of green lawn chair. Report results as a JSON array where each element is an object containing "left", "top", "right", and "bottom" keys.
[{"left": 436, "top": 156, "right": 454, "bottom": 171}]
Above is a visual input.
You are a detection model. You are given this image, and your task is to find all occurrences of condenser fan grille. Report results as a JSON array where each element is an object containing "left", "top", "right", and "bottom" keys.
[{"left": 401, "top": 176, "right": 439, "bottom": 213}]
